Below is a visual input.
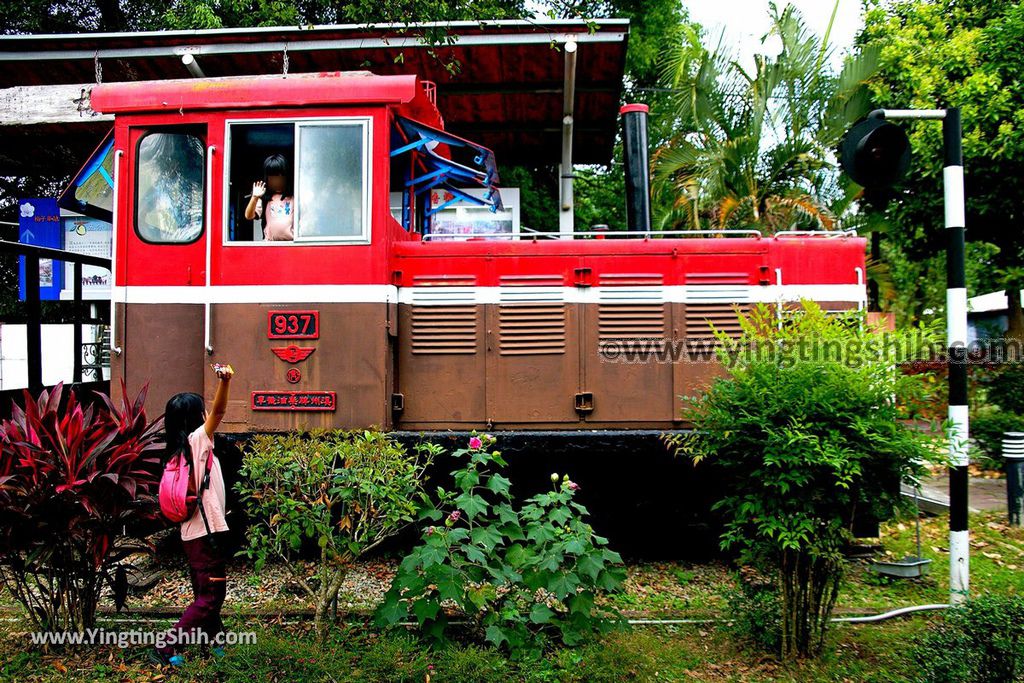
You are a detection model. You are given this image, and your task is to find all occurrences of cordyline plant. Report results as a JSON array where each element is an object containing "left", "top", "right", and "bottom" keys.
[
  {"left": 375, "top": 433, "right": 626, "bottom": 659},
  {"left": 664, "top": 301, "right": 945, "bottom": 659},
  {"left": 235, "top": 430, "right": 439, "bottom": 642},
  {"left": 0, "top": 381, "right": 164, "bottom": 633}
]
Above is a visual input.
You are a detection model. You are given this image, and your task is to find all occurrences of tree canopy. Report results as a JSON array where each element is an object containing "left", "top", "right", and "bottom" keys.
[
  {"left": 858, "top": 0, "right": 1024, "bottom": 323},
  {"left": 652, "top": 2, "right": 877, "bottom": 233}
]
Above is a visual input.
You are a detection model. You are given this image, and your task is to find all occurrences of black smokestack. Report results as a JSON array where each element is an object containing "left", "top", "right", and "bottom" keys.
[{"left": 620, "top": 103, "right": 651, "bottom": 234}]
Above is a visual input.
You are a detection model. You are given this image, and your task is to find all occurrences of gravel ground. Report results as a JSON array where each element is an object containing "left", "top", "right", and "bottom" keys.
[
  {"left": 100, "top": 551, "right": 734, "bottom": 618},
  {"left": 97, "top": 537, "right": 400, "bottom": 613}
]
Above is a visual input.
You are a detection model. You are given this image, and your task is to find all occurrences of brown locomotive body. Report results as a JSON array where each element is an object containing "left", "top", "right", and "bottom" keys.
[{"left": 73, "top": 71, "right": 866, "bottom": 435}]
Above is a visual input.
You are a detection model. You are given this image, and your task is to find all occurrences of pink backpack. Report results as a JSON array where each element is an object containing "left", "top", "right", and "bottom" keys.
[{"left": 158, "top": 443, "right": 215, "bottom": 532}]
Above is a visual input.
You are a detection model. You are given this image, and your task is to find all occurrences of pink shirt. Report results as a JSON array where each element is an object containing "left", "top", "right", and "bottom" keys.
[
  {"left": 180, "top": 424, "right": 229, "bottom": 541},
  {"left": 255, "top": 193, "right": 294, "bottom": 241}
]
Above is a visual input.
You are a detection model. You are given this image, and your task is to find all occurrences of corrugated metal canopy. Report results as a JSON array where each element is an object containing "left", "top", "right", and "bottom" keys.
[{"left": 0, "top": 19, "right": 628, "bottom": 174}]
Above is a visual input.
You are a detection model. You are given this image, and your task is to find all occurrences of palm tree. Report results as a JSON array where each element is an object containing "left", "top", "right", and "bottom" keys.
[{"left": 653, "top": 1, "right": 879, "bottom": 234}]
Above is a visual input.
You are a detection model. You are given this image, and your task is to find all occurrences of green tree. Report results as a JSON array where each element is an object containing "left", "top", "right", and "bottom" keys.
[
  {"left": 653, "top": 2, "right": 878, "bottom": 233},
  {"left": 236, "top": 430, "right": 439, "bottom": 642},
  {"left": 0, "top": 0, "right": 530, "bottom": 33},
  {"left": 858, "top": 0, "right": 1024, "bottom": 332},
  {"left": 665, "top": 302, "right": 943, "bottom": 658}
]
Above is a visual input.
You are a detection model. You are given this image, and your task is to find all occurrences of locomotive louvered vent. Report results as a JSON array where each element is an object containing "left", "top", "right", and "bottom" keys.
[
  {"left": 411, "top": 306, "right": 478, "bottom": 354},
  {"left": 684, "top": 272, "right": 750, "bottom": 303},
  {"left": 413, "top": 275, "right": 477, "bottom": 286},
  {"left": 598, "top": 304, "right": 666, "bottom": 342},
  {"left": 499, "top": 275, "right": 564, "bottom": 304},
  {"left": 498, "top": 304, "right": 566, "bottom": 355},
  {"left": 685, "top": 303, "right": 750, "bottom": 344},
  {"left": 410, "top": 275, "right": 477, "bottom": 306},
  {"left": 499, "top": 274, "right": 564, "bottom": 287},
  {"left": 598, "top": 273, "right": 664, "bottom": 286},
  {"left": 596, "top": 274, "right": 666, "bottom": 344}
]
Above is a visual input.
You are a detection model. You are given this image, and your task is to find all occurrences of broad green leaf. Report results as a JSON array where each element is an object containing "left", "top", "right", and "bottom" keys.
[
  {"left": 455, "top": 492, "right": 488, "bottom": 520},
  {"left": 529, "top": 603, "right": 555, "bottom": 624}
]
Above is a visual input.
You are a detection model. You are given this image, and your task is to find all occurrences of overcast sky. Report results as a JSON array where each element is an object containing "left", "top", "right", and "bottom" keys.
[{"left": 682, "top": 0, "right": 864, "bottom": 69}]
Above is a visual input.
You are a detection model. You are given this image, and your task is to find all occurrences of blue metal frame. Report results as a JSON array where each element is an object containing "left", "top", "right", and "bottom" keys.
[{"left": 390, "top": 116, "right": 503, "bottom": 235}]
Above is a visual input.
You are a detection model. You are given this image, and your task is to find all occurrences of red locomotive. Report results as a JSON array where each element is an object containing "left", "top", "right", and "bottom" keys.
[{"left": 67, "top": 71, "right": 866, "bottom": 435}]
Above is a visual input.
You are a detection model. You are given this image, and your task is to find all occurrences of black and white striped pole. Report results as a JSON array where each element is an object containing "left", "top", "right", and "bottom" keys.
[{"left": 842, "top": 107, "right": 969, "bottom": 605}]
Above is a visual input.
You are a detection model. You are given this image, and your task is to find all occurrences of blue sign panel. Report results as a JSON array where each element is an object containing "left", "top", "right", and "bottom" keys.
[{"left": 18, "top": 198, "right": 64, "bottom": 301}]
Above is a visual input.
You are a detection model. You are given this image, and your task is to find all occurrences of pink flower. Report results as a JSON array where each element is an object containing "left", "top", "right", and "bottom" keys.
[
  {"left": 567, "top": 481, "right": 580, "bottom": 492},
  {"left": 448, "top": 510, "right": 462, "bottom": 523},
  {"left": 469, "top": 436, "right": 483, "bottom": 449},
  {"left": 427, "top": 526, "right": 436, "bottom": 535}
]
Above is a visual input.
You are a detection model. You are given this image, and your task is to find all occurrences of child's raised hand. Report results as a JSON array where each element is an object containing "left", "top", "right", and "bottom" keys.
[
  {"left": 252, "top": 181, "right": 266, "bottom": 198},
  {"left": 211, "top": 363, "right": 234, "bottom": 381}
]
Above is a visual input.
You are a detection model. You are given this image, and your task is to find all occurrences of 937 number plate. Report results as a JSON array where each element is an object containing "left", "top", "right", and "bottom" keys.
[{"left": 267, "top": 310, "right": 319, "bottom": 339}]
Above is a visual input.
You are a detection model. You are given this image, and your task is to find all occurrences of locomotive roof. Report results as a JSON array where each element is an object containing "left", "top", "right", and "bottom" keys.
[
  {"left": 0, "top": 19, "right": 628, "bottom": 175},
  {"left": 89, "top": 71, "right": 438, "bottom": 118}
]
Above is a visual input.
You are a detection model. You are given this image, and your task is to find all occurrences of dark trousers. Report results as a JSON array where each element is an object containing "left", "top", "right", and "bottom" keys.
[{"left": 157, "top": 531, "right": 228, "bottom": 656}]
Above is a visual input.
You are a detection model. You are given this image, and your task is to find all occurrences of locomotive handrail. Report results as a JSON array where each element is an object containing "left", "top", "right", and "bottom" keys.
[
  {"left": 110, "top": 149, "right": 123, "bottom": 357},
  {"left": 420, "top": 228, "right": 765, "bottom": 241},
  {"left": 418, "top": 227, "right": 861, "bottom": 241},
  {"left": 204, "top": 145, "right": 216, "bottom": 355},
  {"left": 770, "top": 229, "right": 860, "bottom": 237}
]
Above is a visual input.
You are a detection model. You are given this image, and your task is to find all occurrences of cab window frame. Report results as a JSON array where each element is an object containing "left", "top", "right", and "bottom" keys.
[
  {"left": 133, "top": 126, "right": 207, "bottom": 246},
  {"left": 222, "top": 115, "right": 373, "bottom": 247}
]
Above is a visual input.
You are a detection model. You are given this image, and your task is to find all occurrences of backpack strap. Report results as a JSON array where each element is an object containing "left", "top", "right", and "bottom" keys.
[{"left": 194, "top": 447, "right": 216, "bottom": 538}]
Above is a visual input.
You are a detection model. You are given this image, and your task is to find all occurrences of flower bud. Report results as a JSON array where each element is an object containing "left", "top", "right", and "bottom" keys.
[{"left": 550, "top": 472, "right": 559, "bottom": 483}]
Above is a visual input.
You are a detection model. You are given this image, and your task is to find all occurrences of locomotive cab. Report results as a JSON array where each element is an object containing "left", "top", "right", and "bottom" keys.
[{"left": 83, "top": 71, "right": 452, "bottom": 431}]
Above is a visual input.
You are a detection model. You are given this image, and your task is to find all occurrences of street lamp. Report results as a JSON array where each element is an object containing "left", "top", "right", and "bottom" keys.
[{"left": 841, "top": 107, "right": 969, "bottom": 605}]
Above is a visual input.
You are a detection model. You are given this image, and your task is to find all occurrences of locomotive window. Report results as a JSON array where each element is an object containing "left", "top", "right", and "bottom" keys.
[
  {"left": 134, "top": 131, "right": 205, "bottom": 244},
  {"left": 225, "top": 122, "right": 295, "bottom": 242},
  {"left": 224, "top": 118, "right": 370, "bottom": 244},
  {"left": 295, "top": 121, "right": 370, "bottom": 242}
]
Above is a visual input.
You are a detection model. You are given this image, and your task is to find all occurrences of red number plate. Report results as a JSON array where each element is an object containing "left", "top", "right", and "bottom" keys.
[{"left": 267, "top": 310, "right": 319, "bottom": 339}]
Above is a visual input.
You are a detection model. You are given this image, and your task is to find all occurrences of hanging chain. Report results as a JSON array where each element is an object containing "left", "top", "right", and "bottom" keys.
[
  {"left": 94, "top": 50, "right": 102, "bottom": 84},
  {"left": 282, "top": 44, "right": 289, "bottom": 75}
]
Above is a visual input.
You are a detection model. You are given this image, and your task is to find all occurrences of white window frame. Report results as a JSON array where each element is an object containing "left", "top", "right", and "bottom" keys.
[{"left": 222, "top": 116, "right": 373, "bottom": 247}]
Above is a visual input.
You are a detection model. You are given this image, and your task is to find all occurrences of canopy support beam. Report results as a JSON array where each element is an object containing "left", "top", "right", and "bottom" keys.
[{"left": 558, "top": 39, "right": 577, "bottom": 238}]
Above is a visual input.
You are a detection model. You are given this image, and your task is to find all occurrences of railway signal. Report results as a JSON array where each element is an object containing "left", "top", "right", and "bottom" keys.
[
  {"left": 839, "top": 116, "right": 911, "bottom": 190},
  {"left": 841, "top": 108, "right": 970, "bottom": 606}
]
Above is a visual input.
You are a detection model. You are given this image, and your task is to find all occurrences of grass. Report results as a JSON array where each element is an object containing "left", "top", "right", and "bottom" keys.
[
  {"left": 841, "top": 509, "right": 1023, "bottom": 610},
  {"left": 0, "top": 509, "right": 1019, "bottom": 681},
  {"left": 602, "top": 509, "right": 1023, "bottom": 618},
  {"left": 0, "top": 614, "right": 933, "bottom": 682}
]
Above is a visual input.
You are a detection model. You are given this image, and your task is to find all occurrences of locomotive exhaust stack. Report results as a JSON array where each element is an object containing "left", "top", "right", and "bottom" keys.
[{"left": 620, "top": 103, "right": 652, "bottom": 235}]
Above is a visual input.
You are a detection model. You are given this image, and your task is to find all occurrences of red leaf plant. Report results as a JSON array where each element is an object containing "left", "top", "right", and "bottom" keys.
[{"left": 0, "top": 380, "right": 164, "bottom": 633}]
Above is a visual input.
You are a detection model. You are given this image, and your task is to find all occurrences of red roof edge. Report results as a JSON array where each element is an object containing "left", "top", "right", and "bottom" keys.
[{"left": 90, "top": 71, "right": 421, "bottom": 114}]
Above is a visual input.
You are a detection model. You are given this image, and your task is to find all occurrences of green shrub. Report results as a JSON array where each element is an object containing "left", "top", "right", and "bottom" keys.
[
  {"left": 985, "top": 364, "right": 1024, "bottom": 415},
  {"left": 236, "top": 430, "right": 439, "bottom": 641},
  {"left": 912, "top": 595, "right": 1024, "bottom": 683},
  {"left": 665, "top": 301, "right": 944, "bottom": 658},
  {"left": 375, "top": 433, "right": 627, "bottom": 659},
  {"left": 721, "top": 572, "right": 782, "bottom": 654},
  {"left": 0, "top": 382, "right": 163, "bottom": 633},
  {"left": 970, "top": 410, "right": 1024, "bottom": 469}
]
